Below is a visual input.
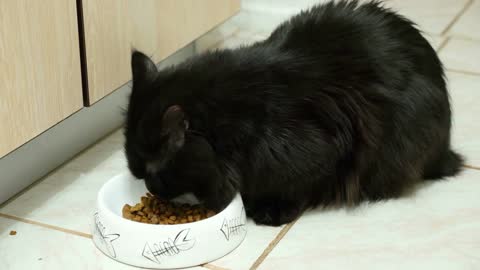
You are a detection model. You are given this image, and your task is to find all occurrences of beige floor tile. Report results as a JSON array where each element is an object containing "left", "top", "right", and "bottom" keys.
[
  {"left": 195, "top": 10, "right": 281, "bottom": 53},
  {"left": 206, "top": 31, "right": 269, "bottom": 52},
  {"left": 449, "top": 0, "right": 480, "bottom": 40},
  {"left": 440, "top": 38, "right": 480, "bottom": 73},
  {"left": 197, "top": 1, "right": 459, "bottom": 53},
  {"left": 0, "top": 216, "right": 163, "bottom": 270},
  {"left": 259, "top": 169, "right": 480, "bottom": 270},
  {"left": 382, "top": 0, "right": 470, "bottom": 35},
  {"left": 242, "top": 0, "right": 325, "bottom": 15},
  {"left": 447, "top": 71, "right": 480, "bottom": 166}
]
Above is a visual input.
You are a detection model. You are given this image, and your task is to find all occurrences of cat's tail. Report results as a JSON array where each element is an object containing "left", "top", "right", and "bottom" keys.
[{"left": 424, "top": 149, "right": 464, "bottom": 180}]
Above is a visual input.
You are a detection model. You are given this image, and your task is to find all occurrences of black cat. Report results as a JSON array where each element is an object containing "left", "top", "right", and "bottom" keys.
[{"left": 124, "top": 0, "right": 462, "bottom": 226}]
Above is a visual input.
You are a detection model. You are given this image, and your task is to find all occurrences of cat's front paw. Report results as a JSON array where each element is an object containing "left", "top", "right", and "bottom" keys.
[{"left": 248, "top": 201, "right": 302, "bottom": 226}]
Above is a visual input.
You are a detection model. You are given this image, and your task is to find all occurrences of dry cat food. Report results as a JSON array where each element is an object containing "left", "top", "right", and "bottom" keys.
[
  {"left": 122, "top": 193, "right": 216, "bottom": 224},
  {"left": 9, "top": 230, "right": 17, "bottom": 236}
]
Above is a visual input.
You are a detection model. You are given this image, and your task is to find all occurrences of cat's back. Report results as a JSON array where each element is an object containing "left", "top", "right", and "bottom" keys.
[
  {"left": 262, "top": 0, "right": 442, "bottom": 90},
  {"left": 269, "top": 0, "right": 417, "bottom": 49}
]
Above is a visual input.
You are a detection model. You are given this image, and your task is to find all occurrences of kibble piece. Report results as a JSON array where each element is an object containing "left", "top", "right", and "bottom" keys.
[
  {"left": 122, "top": 193, "right": 217, "bottom": 225},
  {"left": 9, "top": 230, "right": 17, "bottom": 236},
  {"left": 206, "top": 210, "right": 216, "bottom": 218},
  {"left": 160, "top": 218, "right": 168, "bottom": 224},
  {"left": 122, "top": 205, "right": 131, "bottom": 216},
  {"left": 130, "top": 203, "right": 144, "bottom": 212}
]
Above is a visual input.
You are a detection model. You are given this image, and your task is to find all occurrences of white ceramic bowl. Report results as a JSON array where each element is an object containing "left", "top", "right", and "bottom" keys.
[{"left": 92, "top": 173, "right": 247, "bottom": 269}]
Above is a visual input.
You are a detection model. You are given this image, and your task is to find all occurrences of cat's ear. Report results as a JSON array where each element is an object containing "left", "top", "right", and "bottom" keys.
[
  {"left": 162, "top": 105, "right": 189, "bottom": 148},
  {"left": 131, "top": 50, "right": 157, "bottom": 83}
]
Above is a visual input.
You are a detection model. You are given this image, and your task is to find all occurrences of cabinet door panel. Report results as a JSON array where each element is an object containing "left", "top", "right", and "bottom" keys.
[
  {"left": 82, "top": 0, "right": 240, "bottom": 104},
  {"left": 0, "top": 0, "right": 83, "bottom": 157}
]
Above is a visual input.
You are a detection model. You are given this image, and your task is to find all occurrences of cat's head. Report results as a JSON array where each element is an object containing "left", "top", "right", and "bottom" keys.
[{"left": 124, "top": 51, "right": 235, "bottom": 211}]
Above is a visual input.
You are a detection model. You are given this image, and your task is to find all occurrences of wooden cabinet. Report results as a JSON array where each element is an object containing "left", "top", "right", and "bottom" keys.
[
  {"left": 0, "top": 0, "right": 83, "bottom": 157},
  {"left": 0, "top": 0, "right": 239, "bottom": 157},
  {"left": 81, "top": 0, "right": 240, "bottom": 104}
]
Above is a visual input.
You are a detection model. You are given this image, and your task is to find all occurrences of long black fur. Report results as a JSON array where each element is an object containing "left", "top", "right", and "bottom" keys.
[{"left": 124, "top": 0, "right": 463, "bottom": 226}]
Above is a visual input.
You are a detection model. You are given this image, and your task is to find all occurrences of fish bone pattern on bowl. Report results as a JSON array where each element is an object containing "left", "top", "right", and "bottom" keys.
[{"left": 92, "top": 172, "right": 247, "bottom": 269}]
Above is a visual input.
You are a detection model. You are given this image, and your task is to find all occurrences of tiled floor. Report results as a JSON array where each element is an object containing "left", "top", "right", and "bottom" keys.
[{"left": 1, "top": 1, "right": 480, "bottom": 269}]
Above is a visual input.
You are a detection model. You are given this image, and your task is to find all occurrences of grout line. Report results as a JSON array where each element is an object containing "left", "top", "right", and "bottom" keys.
[
  {"left": 441, "top": 0, "right": 474, "bottom": 36},
  {"left": 203, "top": 263, "right": 231, "bottom": 270},
  {"left": 464, "top": 164, "right": 480, "bottom": 170},
  {"left": 249, "top": 218, "right": 299, "bottom": 270},
  {"left": 423, "top": 31, "right": 480, "bottom": 43},
  {"left": 445, "top": 34, "right": 480, "bottom": 43},
  {"left": 0, "top": 213, "right": 92, "bottom": 239},
  {"left": 436, "top": 36, "right": 451, "bottom": 52},
  {"left": 446, "top": 68, "right": 480, "bottom": 76}
]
